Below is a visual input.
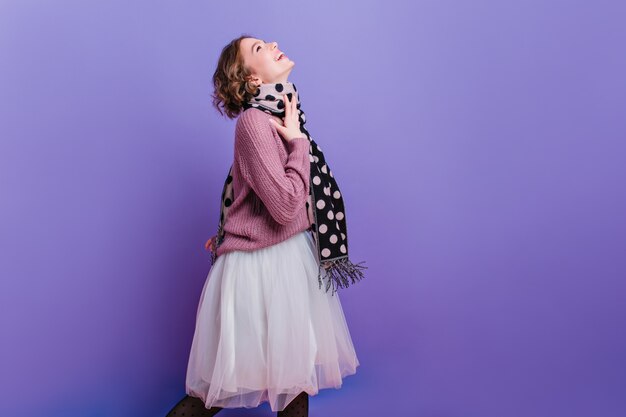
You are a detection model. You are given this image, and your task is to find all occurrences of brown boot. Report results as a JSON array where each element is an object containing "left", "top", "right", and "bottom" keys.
[
  {"left": 277, "top": 391, "right": 308, "bottom": 417},
  {"left": 165, "top": 394, "right": 223, "bottom": 417}
]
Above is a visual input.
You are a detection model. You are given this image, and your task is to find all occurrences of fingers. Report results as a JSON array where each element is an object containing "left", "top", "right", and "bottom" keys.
[
  {"left": 283, "top": 93, "right": 297, "bottom": 125},
  {"left": 269, "top": 117, "right": 285, "bottom": 134},
  {"left": 205, "top": 236, "right": 216, "bottom": 252},
  {"left": 292, "top": 95, "right": 298, "bottom": 127},
  {"left": 271, "top": 94, "right": 299, "bottom": 141},
  {"left": 283, "top": 94, "right": 290, "bottom": 119}
]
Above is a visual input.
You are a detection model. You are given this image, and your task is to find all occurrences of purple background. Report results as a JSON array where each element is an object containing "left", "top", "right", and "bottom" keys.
[{"left": 1, "top": 1, "right": 625, "bottom": 416}]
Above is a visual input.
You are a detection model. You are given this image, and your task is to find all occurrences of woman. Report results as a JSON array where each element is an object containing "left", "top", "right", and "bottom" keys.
[{"left": 166, "top": 34, "right": 366, "bottom": 417}]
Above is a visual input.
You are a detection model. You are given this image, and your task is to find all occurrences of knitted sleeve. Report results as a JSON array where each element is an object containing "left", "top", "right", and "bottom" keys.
[{"left": 235, "top": 109, "right": 311, "bottom": 226}]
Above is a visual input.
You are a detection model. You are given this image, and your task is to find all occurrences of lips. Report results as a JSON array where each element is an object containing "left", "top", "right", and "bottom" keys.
[{"left": 276, "top": 52, "right": 286, "bottom": 61}]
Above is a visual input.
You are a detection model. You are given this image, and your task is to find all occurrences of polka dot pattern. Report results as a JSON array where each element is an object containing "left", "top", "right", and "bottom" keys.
[
  {"left": 277, "top": 391, "right": 309, "bottom": 417},
  {"left": 211, "top": 80, "right": 366, "bottom": 295},
  {"left": 241, "top": 83, "right": 350, "bottom": 263},
  {"left": 165, "top": 394, "right": 223, "bottom": 417}
]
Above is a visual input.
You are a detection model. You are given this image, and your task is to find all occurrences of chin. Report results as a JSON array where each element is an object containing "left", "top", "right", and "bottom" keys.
[{"left": 283, "top": 66, "right": 295, "bottom": 77}]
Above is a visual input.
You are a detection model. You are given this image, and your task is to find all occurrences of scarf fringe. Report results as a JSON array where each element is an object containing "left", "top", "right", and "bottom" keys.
[{"left": 318, "top": 257, "right": 368, "bottom": 296}]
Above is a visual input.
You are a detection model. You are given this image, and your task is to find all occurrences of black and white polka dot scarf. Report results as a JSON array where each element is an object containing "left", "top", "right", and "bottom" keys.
[{"left": 210, "top": 81, "right": 367, "bottom": 295}]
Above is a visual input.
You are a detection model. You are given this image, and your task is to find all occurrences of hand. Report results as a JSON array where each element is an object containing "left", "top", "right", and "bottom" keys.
[
  {"left": 205, "top": 235, "right": 216, "bottom": 252},
  {"left": 268, "top": 94, "right": 304, "bottom": 142}
]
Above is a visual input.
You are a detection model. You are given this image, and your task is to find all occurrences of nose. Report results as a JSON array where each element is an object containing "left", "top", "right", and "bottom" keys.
[{"left": 271, "top": 41, "right": 278, "bottom": 50}]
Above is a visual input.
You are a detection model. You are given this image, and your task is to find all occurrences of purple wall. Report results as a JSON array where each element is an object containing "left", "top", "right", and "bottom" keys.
[{"left": 1, "top": 1, "right": 625, "bottom": 416}]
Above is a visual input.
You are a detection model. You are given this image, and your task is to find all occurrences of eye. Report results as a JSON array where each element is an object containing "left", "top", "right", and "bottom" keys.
[{"left": 256, "top": 45, "right": 261, "bottom": 52}]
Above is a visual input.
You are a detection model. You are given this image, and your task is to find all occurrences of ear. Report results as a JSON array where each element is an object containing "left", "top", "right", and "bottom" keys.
[{"left": 245, "top": 75, "right": 261, "bottom": 87}]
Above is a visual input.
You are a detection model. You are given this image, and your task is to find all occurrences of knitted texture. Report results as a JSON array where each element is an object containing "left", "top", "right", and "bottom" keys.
[{"left": 215, "top": 108, "right": 311, "bottom": 257}]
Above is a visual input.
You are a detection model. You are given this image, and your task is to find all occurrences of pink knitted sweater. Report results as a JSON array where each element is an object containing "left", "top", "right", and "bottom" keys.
[{"left": 215, "top": 107, "right": 312, "bottom": 257}]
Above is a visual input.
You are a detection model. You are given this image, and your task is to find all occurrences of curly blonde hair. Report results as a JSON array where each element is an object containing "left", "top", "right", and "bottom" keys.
[{"left": 211, "top": 34, "right": 261, "bottom": 120}]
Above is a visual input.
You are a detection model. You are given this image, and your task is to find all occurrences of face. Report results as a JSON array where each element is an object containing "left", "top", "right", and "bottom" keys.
[{"left": 239, "top": 37, "right": 295, "bottom": 86}]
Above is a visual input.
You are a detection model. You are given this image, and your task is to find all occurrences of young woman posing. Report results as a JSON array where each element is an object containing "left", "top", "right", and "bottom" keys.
[{"left": 166, "top": 34, "right": 366, "bottom": 417}]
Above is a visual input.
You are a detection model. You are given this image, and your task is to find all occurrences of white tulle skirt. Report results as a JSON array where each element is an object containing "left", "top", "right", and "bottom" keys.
[{"left": 185, "top": 229, "right": 360, "bottom": 412}]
